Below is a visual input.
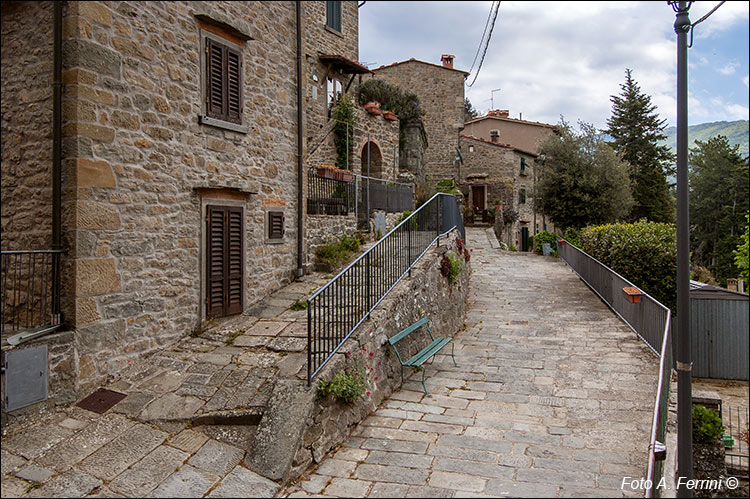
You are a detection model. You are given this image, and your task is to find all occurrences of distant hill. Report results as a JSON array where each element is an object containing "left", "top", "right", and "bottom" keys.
[{"left": 660, "top": 120, "right": 749, "bottom": 158}]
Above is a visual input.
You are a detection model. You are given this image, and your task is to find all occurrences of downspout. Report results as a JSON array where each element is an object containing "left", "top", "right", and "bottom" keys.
[
  {"left": 296, "top": 1, "right": 304, "bottom": 278},
  {"left": 52, "top": 1, "right": 63, "bottom": 319}
]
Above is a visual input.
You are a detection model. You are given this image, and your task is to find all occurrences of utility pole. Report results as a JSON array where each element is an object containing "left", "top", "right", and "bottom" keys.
[{"left": 672, "top": 2, "right": 693, "bottom": 497}]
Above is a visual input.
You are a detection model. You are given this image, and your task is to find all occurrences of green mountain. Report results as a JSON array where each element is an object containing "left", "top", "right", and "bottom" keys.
[{"left": 660, "top": 120, "right": 749, "bottom": 158}]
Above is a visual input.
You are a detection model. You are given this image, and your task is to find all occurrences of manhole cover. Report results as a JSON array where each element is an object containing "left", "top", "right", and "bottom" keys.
[
  {"left": 510, "top": 320, "right": 529, "bottom": 325},
  {"left": 76, "top": 388, "right": 127, "bottom": 414}
]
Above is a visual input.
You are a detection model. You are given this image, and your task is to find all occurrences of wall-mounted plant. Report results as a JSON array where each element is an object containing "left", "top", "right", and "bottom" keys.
[
  {"left": 441, "top": 252, "right": 464, "bottom": 285},
  {"left": 332, "top": 95, "right": 356, "bottom": 169},
  {"left": 318, "top": 346, "right": 375, "bottom": 403}
]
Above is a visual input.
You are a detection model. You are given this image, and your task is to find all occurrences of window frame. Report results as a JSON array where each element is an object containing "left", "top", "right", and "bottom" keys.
[
  {"left": 265, "top": 209, "right": 286, "bottom": 244},
  {"left": 326, "top": 76, "right": 344, "bottom": 119},
  {"left": 326, "top": 1, "right": 342, "bottom": 32},
  {"left": 199, "top": 30, "right": 249, "bottom": 133}
]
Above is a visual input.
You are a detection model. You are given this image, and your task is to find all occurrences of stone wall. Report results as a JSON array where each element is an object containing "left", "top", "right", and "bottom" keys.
[
  {"left": 1, "top": 1, "right": 54, "bottom": 251},
  {"left": 372, "top": 60, "right": 466, "bottom": 181},
  {"left": 306, "top": 213, "right": 358, "bottom": 267},
  {"left": 247, "top": 231, "right": 470, "bottom": 483},
  {"left": 460, "top": 135, "right": 539, "bottom": 249}
]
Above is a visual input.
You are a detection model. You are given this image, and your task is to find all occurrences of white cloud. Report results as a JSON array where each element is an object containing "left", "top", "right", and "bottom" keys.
[
  {"left": 743, "top": 75, "right": 749, "bottom": 87},
  {"left": 717, "top": 61, "right": 739, "bottom": 75},
  {"left": 359, "top": 1, "right": 748, "bottom": 128}
]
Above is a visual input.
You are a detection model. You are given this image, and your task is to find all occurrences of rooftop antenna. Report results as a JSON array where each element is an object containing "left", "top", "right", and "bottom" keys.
[{"left": 491, "top": 88, "right": 501, "bottom": 109}]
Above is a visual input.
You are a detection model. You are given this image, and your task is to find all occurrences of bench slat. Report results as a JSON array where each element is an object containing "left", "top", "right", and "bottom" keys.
[
  {"left": 388, "top": 317, "right": 429, "bottom": 345},
  {"left": 404, "top": 337, "right": 452, "bottom": 366}
]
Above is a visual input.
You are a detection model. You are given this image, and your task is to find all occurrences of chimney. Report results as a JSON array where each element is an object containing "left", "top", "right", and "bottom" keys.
[
  {"left": 441, "top": 54, "right": 455, "bottom": 69},
  {"left": 488, "top": 110, "right": 509, "bottom": 118},
  {"left": 490, "top": 130, "right": 499, "bottom": 143}
]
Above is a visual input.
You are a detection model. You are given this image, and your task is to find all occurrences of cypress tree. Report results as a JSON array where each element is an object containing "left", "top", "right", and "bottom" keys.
[{"left": 605, "top": 69, "right": 675, "bottom": 223}]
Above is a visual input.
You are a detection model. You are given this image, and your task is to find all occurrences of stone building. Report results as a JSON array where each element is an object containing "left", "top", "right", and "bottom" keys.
[
  {"left": 1, "top": 0, "right": 385, "bottom": 405},
  {"left": 371, "top": 55, "right": 468, "bottom": 182},
  {"left": 459, "top": 135, "right": 539, "bottom": 250}
]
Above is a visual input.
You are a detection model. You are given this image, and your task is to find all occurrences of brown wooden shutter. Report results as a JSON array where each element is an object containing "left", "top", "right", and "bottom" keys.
[
  {"left": 226, "top": 207, "right": 243, "bottom": 315},
  {"left": 268, "top": 211, "right": 285, "bottom": 239},
  {"left": 206, "top": 205, "right": 244, "bottom": 318},
  {"left": 226, "top": 48, "right": 242, "bottom": 124},
  {"left": 206, "top": 38, "right": 226, "bottom": 120}
]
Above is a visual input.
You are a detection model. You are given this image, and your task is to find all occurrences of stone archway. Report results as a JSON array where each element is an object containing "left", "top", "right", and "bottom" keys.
[{"left": 360, "top": 140, "right": 383, "bottom": 179}]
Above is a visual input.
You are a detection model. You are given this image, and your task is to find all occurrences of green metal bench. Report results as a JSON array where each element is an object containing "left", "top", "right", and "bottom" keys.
[{"left": 388, "top": 317, "right": 457, "bottom": 396}]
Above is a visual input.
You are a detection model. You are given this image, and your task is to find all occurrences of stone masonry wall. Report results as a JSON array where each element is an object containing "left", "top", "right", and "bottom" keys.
[
  {"left": 460, "top": 136, "right": 536, "bottom": 248},
  {"left": 248, "top": 230, "right": 470, "bottom": 483},
  {"left": 58, "top": 1, "right": 301, "bottom": 393},
  {"left": 306, "top": 213, "right": 358, "bottom": 267},
  {"left": 1, "top": 1, "right": 54, "bottom": 251},
  {"left": 372, "top": 61, "right": 466, "bottom": 181}
]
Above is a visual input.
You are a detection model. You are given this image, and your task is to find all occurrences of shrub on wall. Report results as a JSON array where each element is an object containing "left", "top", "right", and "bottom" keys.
[
  {"left": 580, "top": 220, "right": 676, "bottom": 310},
  {"left": 534, "top": 231, "right": 558, "bottom": 255}
]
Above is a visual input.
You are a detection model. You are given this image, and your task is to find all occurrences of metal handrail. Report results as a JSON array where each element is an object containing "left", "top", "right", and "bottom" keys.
[
  {"left": 556, "top": 239, "right": 672, "bottom": 497},
  {"left": 306, "top": 193, "right": 464, "bottom": 387}
]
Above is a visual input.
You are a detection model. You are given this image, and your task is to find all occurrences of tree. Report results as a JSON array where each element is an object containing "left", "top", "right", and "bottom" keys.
[
  {"left": 734, "top": 213, "right": 749, "bottom": 289},
  {"left": 464, "top": 98, "right": 478, "bottom": 122},
  {"left": 536, "top": 119, "right": 633, "bottom": 231},
  {"left": 690, "top": 136, "right": 750, "bottom": 285},
  {"left": 605, "top": 69, "right": 675, "bottom": 223}
]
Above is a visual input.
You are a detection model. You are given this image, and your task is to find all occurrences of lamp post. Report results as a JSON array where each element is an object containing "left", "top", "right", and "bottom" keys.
[{"left": 671, "top": 1, "right": 693, "bottom": 496}]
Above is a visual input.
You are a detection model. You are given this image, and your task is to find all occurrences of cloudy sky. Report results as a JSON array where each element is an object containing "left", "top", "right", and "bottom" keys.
[{"left": 358, "top": 1, "right": 750, "bottom": 129}]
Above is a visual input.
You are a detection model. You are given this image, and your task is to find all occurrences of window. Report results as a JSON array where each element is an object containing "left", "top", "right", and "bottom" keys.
[
  {"left": 519, "top": 189, "right": 526, "bottom": 204},
  {"left": 326, "top": 77, "right": 343, "bottom": 119},
  {"left": 520, "top": 157, "right": 527, "bottom": 175},
  {"left": 206, "top": 205, "right": 244, "bottom": 318},
  {"left": 490, "top": 130, "right": 499, "bottom": 143},
  {"left": 469, "top": 145, "right": 475, "bottom": 153},
  {"left": 326, "top": 1, "right": 342, "bottom": 32},
  {"left": 267, "top": 211, "right": 285, "bottom": 240},
  {"left": 201, "top": 32, "right": 244, "bottom": 130}
]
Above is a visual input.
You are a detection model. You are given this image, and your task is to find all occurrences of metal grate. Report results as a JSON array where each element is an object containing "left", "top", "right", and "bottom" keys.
[{"left": 76, "top": 388, "right": 127, "bottom": 414}]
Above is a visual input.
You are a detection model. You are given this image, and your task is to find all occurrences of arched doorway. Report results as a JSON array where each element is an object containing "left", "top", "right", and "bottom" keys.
[{"left": 360, "top": 140, "right": 383, "bottom": 178}]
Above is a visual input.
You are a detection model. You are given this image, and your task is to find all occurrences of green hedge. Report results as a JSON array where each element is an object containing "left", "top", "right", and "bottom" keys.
[
  {"left": 534, "top": 231, "right": 558, "bottom": 255},
  {"left": 580, "top": 220, "right": 676, "bottom": 311}
]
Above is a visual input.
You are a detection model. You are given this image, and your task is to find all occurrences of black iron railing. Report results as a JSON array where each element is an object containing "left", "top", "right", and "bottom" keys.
[
  {"left": 1, "top": 250, "right": 63, "bottom": 341},
  {"left": 556, "top": 239, "right": 672, "bottom": 498},
  {"left": 307, "top": 167, "right": 355, "bottom": 216},
  {"left": 307, "top": 193, "right": 464, "bottom": 386},
  {"left": 359, "top": 175, "right": 414, "bottom": 214}
]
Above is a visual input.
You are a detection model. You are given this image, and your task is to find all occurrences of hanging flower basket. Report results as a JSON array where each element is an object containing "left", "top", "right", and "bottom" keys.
[
  {"left": 623, "top": 286, "right": 642, "bottom": 304},
  {"left": 383, "top": 111, "right": 398, "bottom": 121},
  {"left": 338, "top": 169, "right": 353, "bottom": 182}
]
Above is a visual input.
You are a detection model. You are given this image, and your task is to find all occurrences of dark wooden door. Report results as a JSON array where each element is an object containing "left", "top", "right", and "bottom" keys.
[
  {"left": 471, "top": 186, "right": 484, "bottom": 211},
  {"left": 206, "top": 205, "right": 244, "bottom": 318}
]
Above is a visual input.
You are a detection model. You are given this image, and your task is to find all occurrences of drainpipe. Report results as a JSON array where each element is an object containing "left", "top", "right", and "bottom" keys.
[
  {"left": 296, "top": 1, "right": 304, "bottom": 278},
  {"left": 52, "top": 0, "right": 63, "bottom": 322}
]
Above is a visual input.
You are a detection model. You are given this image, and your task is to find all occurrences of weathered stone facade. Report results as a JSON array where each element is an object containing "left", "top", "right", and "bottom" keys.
[
  {"left": 371, "top": 58, "right": 468, "bottom": 181},
  {"left": 0, "top": 1, "right": 367, "bottom": 404},
  {"left": 460, "top": 135, "right": 539, "bottom": 249},
  {"left": 1, "top": 1, "right": 54, "bottom": 251}
]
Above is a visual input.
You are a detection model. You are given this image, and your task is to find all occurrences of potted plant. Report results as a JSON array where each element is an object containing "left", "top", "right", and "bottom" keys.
[
  {"left": 364, "top": 101, "right": 381, "bottom": 115},
  {"left": 383, "top": 110, "right": 398, "bottom": 121},
  {"left": 339, "top": 169, "right": 353, "bottom": 182},
  {"left": 317, "top": 164, "right": 337, "bottom": 179}
]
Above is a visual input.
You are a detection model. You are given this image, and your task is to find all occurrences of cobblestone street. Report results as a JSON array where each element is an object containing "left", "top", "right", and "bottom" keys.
[{"left": 280, "top": 227, "right": 659, "bottom": 498}]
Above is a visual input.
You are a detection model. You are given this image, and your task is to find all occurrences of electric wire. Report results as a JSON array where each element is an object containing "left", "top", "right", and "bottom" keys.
[
  {"left": 688, "top": 1, "right": 725, "bottom": 47},
  {"left": 468, "top": 1, "right": 496, "bottom": 75},
  {"left": 467, "top": 1, "right": 500, "bottom": 88}
]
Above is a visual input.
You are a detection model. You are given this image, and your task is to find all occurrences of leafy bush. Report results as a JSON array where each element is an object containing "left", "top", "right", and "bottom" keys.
[
  {"left": 563, "top": 227, "right": 582, "bottom": 248},
  {"left": 534, "top": 231, "right": 558, "bottom": 255},
  {"left": 318, "top": 346, "right": 374, "bottom": 403},
  {"left": 332, "top": 95, "right": 356, "bottom": 169},
  {"left": 315, "top": 235, "right": 361, "bottom": 269},
  {"left": 580, "top": 220, "right": 676, "bottom": 310},
  {"left": 436, "top": 179, "right": 461, "bottom": 196},
  {"left": 693, "top": 405, "right": 724, "bottom": 444}
]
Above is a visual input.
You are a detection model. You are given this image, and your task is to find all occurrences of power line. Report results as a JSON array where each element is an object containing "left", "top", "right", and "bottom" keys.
[
  {"left": 468, "top": 2, "right": 496, "bottom": 75},
  {"left": 466, "top": 1, "right": 500, "bottom": 88}
]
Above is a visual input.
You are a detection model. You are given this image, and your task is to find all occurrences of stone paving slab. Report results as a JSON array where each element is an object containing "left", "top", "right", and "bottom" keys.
[{"left": 280, "top": 227, "right": 659, "bottom": 498}]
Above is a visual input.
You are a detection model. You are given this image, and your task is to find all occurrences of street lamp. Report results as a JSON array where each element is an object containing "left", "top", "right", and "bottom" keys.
[{"left": 669, "top": 1, "right": 693, "bottom": 497}]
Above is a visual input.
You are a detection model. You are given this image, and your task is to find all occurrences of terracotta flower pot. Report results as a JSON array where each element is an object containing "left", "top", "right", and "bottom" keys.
[
  {"left": 383, "top": 111, "right": 398, "bottom": 121},
  {"left": 364, "top": 101, "right": 381, "bottom": 115}
]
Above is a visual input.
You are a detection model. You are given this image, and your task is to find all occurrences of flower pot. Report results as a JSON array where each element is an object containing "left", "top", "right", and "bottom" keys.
[
  {"left": 317, "top": 166, "right": 337, "bottom": 179},
  {"left": 364, "top": 101, "right": 381, "bottom": 115},
  {"left": 383, "top": 111, "right": 398, "bottom": 121},
  {"left": 623, "top": 286, "right": 642, "bottom": 303},
  {"left": 339, "top": 170, "right": 353, "bottom": 182}
]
